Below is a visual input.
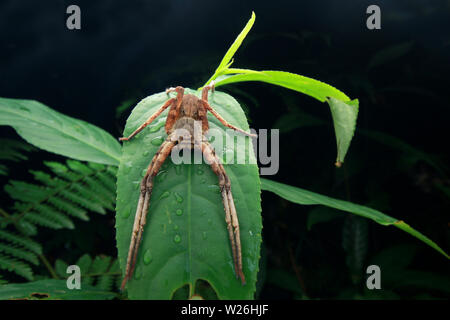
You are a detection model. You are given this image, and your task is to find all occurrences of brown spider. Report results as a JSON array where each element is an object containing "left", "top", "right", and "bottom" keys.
[{"left": 119, "top": 83, "right": 257, "bottom": 291}]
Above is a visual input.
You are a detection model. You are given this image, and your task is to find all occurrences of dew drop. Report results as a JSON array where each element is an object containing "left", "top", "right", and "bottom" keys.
[
  {"left": 19, "top": 106, "right": 30, "bottom": 112},
  {"left": 196, "top": 168, "right": 204, "bottom": 175},
  {"left": 174, "top": 192, "right": 183, "bottom": 203},
  {"left": 207, "top": 185, "right": 221, "bottom": 194},
  {"left": 200, "top": 178, "right": 206, "bottom": 184},
  {"left": 149, "top": 119, "right": 165, "bottom": 133},
  {"left": 174, "top": 225, "right": 179, "bottom": 231},
  {"left": 143, "top": 250, "right": 152, "bottom": 265},
  {"left": 122, "top": 208, "right": 132, "bottom": 219},
  {"left": 208, "top": 136, "right": 215, "bottom": 143},
  {"left": 249, "top": 230, "right": 253, "bottom": 236},
  {"left": 176, "top": 209, "right": 183, "bottom": 216},
  {"left": 134, "top": 265, "right": 142, "bottom": 279},
  {"left": 208, "top": 218, "right": 212, "bottom": 225},
  {"left": 159, "top": 191, "right": 170, "bottom": 200},
  {"left": 174, "top": 234, "right": 181, "bottom": 243},
  {"left": 141, "top": 168, "right": 147, "bottom": 177},
  {"left": 143, "top": 150, "right": 150, "bottom": 156},
  {"left": 156, "top": 170, "right": 167, "bottom": 182},
  {"left": 151, "top": 136, "right": 164, "bottom": 146},
  {"left": 202, "top": 232, "right": 207, "bottom": 240}
]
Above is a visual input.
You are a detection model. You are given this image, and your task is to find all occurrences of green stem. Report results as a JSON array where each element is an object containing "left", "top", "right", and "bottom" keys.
[{"left": 38, "top": 254, "right": 59, "bottom": 279}]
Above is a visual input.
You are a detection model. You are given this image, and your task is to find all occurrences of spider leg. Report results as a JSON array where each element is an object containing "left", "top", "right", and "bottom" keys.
[
  {"left": 201, "top": 80, "right": 215, "bottom": 101},
  {"left": 120, "top": 87, "right": 184, "bottom": 141},
  {"left": 200, "top": 100, "right": 257, "bottom": 138},
  {"left": 120, "top": 136, "right": 177, "bottom": 291},
  {"left": 200, "top": 140, "right": 246, "bottom": 285}
]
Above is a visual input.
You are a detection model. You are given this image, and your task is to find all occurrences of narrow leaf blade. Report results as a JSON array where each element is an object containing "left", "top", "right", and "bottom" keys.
[{"left": 260, "top": 178, "right": 449, "bottom": 259}]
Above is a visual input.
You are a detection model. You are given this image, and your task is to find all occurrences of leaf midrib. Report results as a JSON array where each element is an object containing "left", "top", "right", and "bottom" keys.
[{"left": 187, "top": 164, "right": 193, "bottom": 296}]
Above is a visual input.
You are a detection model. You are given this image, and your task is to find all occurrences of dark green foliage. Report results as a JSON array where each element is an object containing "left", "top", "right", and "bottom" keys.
[
  {"left": 5, "top": 160, "right": 116, "bottom": 231},
  {"left": 0, "top": 279, "right": 117, "bottom": 300},
  {"left": 0, "top": 159, "right": 117, "bottom": 280},
  {"left": 0, "top": 138, "right": 35, "bottom": 176},
  {"left": 54, "top": 254, "right": 121, "bottom": 292}
]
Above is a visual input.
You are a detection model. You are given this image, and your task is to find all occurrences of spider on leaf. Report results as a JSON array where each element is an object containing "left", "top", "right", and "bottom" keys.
[{"left": 119, "top": 82, "right": 257, "bottom": 291}]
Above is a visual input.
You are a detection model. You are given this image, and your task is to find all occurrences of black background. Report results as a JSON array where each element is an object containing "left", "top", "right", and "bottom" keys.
[{"left": 0, "top": 0, "right": 449, "bottom": 299}]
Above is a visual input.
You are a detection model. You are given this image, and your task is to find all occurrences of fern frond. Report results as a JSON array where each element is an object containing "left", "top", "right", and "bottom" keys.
[
  {"left": 56, "top": 254, "right": 121, "bottom": 291},
  {"left": 0, "top": 253, "right": 33, "bottom": 280},
  {"left": 0, "top": 243, "right": 39, "bottom": 265},
  {"left": 4, "top": 160, "right": 116, "bottom": 231},
  {"left": 1, "top": 158, "right": 116, "bottom": 282},
  {"left": 0, "top": 139, "right": 35, "bottom": 176},
  {"left": 47, "top": 197, "right": 88, "bottom": 221},
  {"left": 0, "top": 230, "right": 42, "bottom": 254}
]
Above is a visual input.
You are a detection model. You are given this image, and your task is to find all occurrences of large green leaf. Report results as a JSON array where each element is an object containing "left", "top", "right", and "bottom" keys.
[
  {"left": 0, "top": 279, "right": 117, "bottom": 300},
  {"left": 115, "top": 89, "right": 262, "bottom": 299},
  {"left": 0, "top": 97, "right": 121, "bottom": 166},
  {"left": 260, "top": 178, "right": 449, "bottom": 259}
]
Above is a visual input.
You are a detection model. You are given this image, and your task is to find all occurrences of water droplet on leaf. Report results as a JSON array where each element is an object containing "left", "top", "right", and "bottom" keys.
[
  {"left": 208, "top": 185, "right": 221, "bottom": 194},
  {"left": 149, "top": 119, "right": 165, "bottom": 133},
  {"left": 134, "top": 265, "right": 142, "bottom": 279},
  {"left": 174, "top": 234, "right": 181, "bottom": 243},
  {"left": 156, "top": 170, "right": 167, "bottom": 182},
  {"left": 143, "top": 250, "right": 152, "bottom": 265},
  {"left": 159, "top": 191, "right": 170, "bottom": 200},
  {"left": 174, "top": 192, "right": 183, "bottom": 203},
  {"left": 176, "top": 209, "right": 183, "bottom": 216},
  {"left": 151, "top": 136, "right": 164, "bottom": 146}
]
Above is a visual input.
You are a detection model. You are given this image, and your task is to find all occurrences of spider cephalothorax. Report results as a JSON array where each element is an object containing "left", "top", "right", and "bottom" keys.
[{"left": 119, "top": 83, "right": 256, "bottom": 290}]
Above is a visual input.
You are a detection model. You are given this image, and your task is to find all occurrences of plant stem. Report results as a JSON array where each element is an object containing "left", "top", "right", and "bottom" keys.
[{"left": 38, "top": 254, "right": 59, "bottom": 279}]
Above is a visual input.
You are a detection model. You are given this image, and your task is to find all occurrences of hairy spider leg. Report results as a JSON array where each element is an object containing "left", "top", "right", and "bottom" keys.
[
  {"left": 201, "top": 140, "right": 246, "bottom": 285},
  {"left": 120, "top": 135, "right": 177, "bottom": 291},
  {"left": 200, "top": 100, "right": 257, "bottom": 138},
  {"left": 119, "top": 87, "right": 184, "bottom": 141}
]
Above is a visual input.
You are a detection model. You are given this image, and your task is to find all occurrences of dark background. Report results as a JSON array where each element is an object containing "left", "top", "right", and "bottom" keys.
[{"left": 0, "top": 0, "right": 449, "bottom": 299}]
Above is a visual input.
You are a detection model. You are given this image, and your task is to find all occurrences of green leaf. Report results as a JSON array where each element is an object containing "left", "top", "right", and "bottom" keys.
[
  {"left": 0, "top": 97, "right": 121, "bottom": 166},
  {"left": 327, "top": 97, "right": 359, "bottom": 166},
  {"left": 203, "top": 12, "right": 256, "bottom": 87},
  {"left": 260, "top": 178, "right": 449, "bottom": 259},
  {"left": 116, "top": 89, "right": 262, "bottom": 299},
  {"left": 0, "top": 279, "right": 117, "bottom": 300},
  {"left": 213, "top": 71, "right": 350, "bottom": 102}
]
